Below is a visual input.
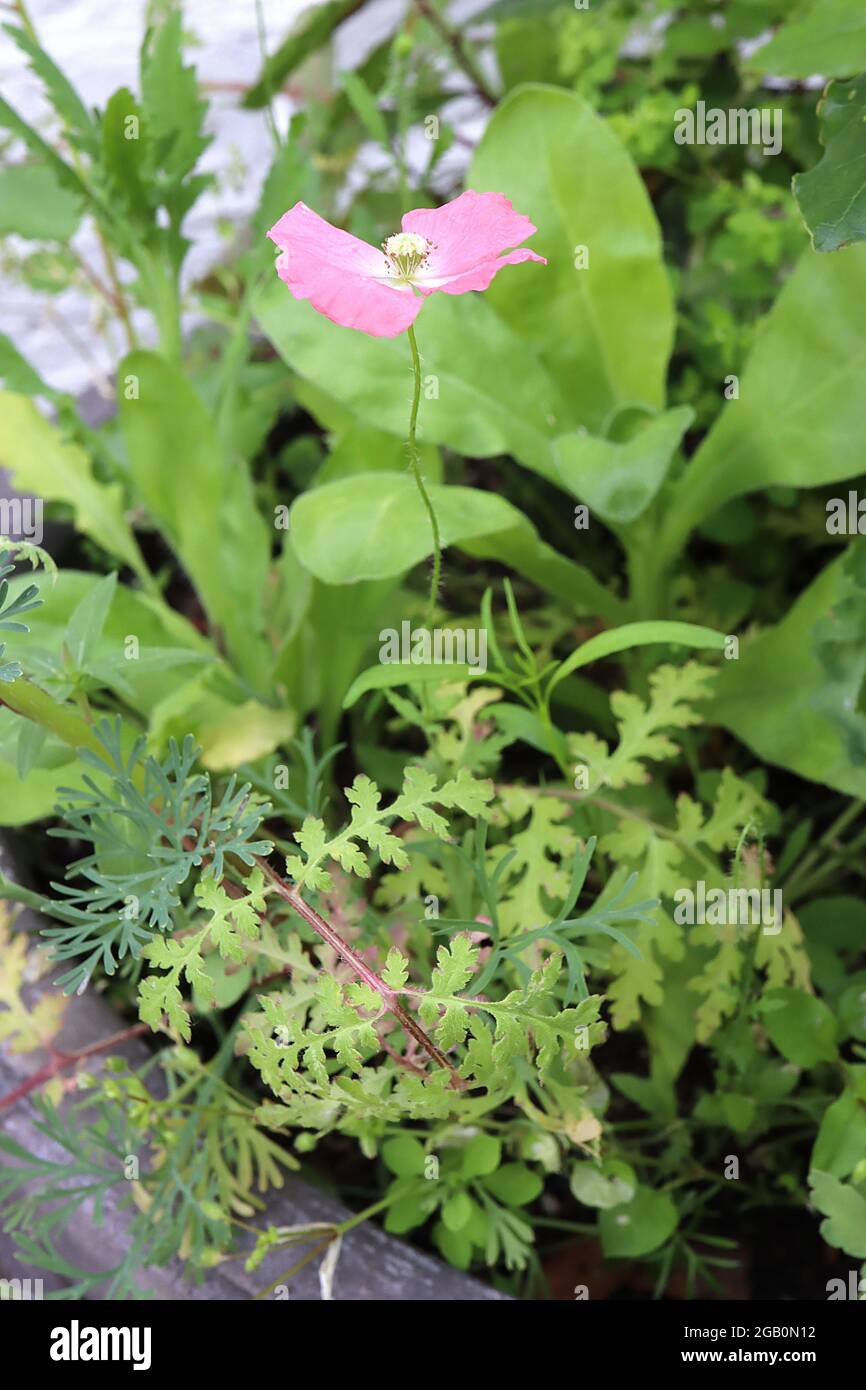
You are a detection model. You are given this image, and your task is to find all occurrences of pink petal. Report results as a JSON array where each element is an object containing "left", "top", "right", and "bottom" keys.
[
  {"left": 402, "top": 190, "right": 546, "bottom": 295},
  {"left": 267, "top": 202, "right": 423, "bottom": 338}
]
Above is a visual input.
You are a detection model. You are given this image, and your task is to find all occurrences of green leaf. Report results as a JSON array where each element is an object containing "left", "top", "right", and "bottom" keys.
[
  {"left": 255, "top": 278, "right": 570, "bottom": 483},
  {"left": 469, "top": 84, "right": 674, "bottom": 431},
  {"left": 384, "top": 1189, "right": 435, "bottom": 1234},
  {"left": 3, "top": 23, "right": 98, "bottom": 154},
  {"left": 382, "top": 948, "right": 409, "bottom": 991},
  {"left": 570, "top": 1160, "right": 636, "bottom": 1209},
  {"left": 554, "top": 407, "right": 693, "bottom": 526},
  {"left": 0, "top": 163, "right": 82, "bottom": 240},
  {"left": 660, "top": 245, "right": 866, "bottom": 560},
  {"left": 100, "top": 88, "right": 150, "bottom": 227},
  {"left": 808, "top": 1170, "right": 866, "bottom": 1257},
  {"left": 712, "top": 553, "right": 866, "bottom": 796},
  {"left": 548, "top": 621, "right": 725, "bottom": 699},
  {"left": 291, "top": 474, "right": 516, "bottom": 583},
  {"left": 757, "top": 988, "right": 839, "bottom": 1067},
  {"left": 599, "top": 1185, "right": 678, "bottom": 1258},
  {"left": 483, "top": 1162, "right": 543, "bottom": 1207},
  {"left": 794, "top": 74, "right": 866, "bottom": 253},
  {"left": 0, "top": 393, "right": 146, "bottom": 580},
  {"left": 63, "top": 573, "right": 116, "bottom": 670},
  {"left": 118, "top": 352, "right": 271, "bottom": 685},
  {"left": 461, "top": 1135, "right": 502, "bottom": 1179},
  {"left": 442, "top": 1191, "right": 472, "bottom": 1232},
  {"left": 381, "top": 1135, "right": 427, "bottom": 1178},
  {"left": 747, "top": 0, "right": 866, "bottom": 79},
  {"left": 0, "top": 710, "right": 86, "bottom": 825},
  {"left": 340, "top": 70, "right": 390, "bottom": 147},
  {"left": 429, "top": 936, "right": 479, "bottom": 996},
  {"left": 813, "top": 1091, "right": 866, "bottom": 1179},
  {"left": 243, "top": 1, "right": 359, "bottom": 109},
  {"left": 139, "top": 8, "right": 212, "bottom": 232},
  {"left": 343, "top": 662, "right": 476, "bottom": 710},
  {"left": 292, "top": 472, "right": 622, "bottom": 620},
  {"left": 0, "top": 336, "right": 58, "bottom": 397}
]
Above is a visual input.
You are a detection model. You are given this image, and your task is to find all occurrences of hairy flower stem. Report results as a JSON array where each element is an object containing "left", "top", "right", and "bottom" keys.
[
  {"left": 406, "top": 323, "right": 442, "bottom": 619},
  {"left": 257, "top": 857, "right": 464, "bottom": 1089}
]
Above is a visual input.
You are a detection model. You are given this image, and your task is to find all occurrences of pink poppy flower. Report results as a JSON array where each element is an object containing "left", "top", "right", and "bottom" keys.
[{"left": 267, "top": 189, "right": 546, "bottom": 338}]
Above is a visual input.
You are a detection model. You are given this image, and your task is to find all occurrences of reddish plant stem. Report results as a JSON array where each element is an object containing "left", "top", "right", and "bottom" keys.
[
  {"left": 0, "top": 1022, "right": 149, "bottom": 1113},
  {"left": 257, "top": 858, "right": 464, "bottom": 1089}
]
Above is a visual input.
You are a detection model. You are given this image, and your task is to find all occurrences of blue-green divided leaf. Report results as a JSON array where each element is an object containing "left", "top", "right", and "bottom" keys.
[
  {"left": 794, "top": 74, "right": 866, "bottom": 253},
  {"left": 555, "top": 406, "right": 694, "bottom": 525},
  {"left": 469, "top": 84, "right": 675, "bottom": 432}
]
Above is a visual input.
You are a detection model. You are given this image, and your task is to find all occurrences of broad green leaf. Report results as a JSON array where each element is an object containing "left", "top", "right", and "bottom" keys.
[
  {"left": 599, "top": 1185, "right": 678, "bottom": 1258},
  {"left": 197, "top": 700, "right": 296, "bottom": 771},
  {"left": 570, "top": 1160, "right": 636, "bottom": 1209},
  {"left": 291, "top": 472, "right": 623, "bottom": 620},
  {"left": 381, "top": 1135, "right": 427, "bottom": 1178},
  {"left": 757, "top": 988, "right": 839, "bottom": 1067},
  {"left": 548, "top": 621, "right": 725, "bottom": 698},
  {"left": 469, "top": 84, "right": 675, "bottom": 431},
  {"left": 483, "top": 1162, "right": 543, "bottom": 1207},
  {"left": 747, "top": 0, "right": 866, "bottom": 78},
  {"left": 660, "top": 245, "right": 866, "bottom": 560},
  {"left": 555, "top": 407, "right": 694, "bottom": 525},
  {"left": 711, "top": 554, "right": 866, "bottom": 796},
  {"left": 290, "top": 474, "right": 515, "bottom": 582},
  {"left": 794, "top": 74, "right": 866, "bottom": 252},
  {"left": 461, "top": 1134, "right": 502, "bottom": 1179},
  {"left": 0, "top": 393, "right": 147, "bottom": 580},
  {"left": 118, "top": 352, "right": 272, "bottom": 688},
  {"left": 255, "top": 278, "right": 571, "bottom": 483},
  {"left": 0, "top": 163, "right": 82, "bottom": 241}
]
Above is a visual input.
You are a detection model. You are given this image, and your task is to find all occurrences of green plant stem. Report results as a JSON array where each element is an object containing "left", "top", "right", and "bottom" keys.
[
  {"left": 0, "top": 678, "right": 105, "bottom": 754},
  {"left": 406, "top": 322, "right": 441, "bottom": 617},
  {"left": 411, "top": 0, "right": 498, "bottom": 105}
]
